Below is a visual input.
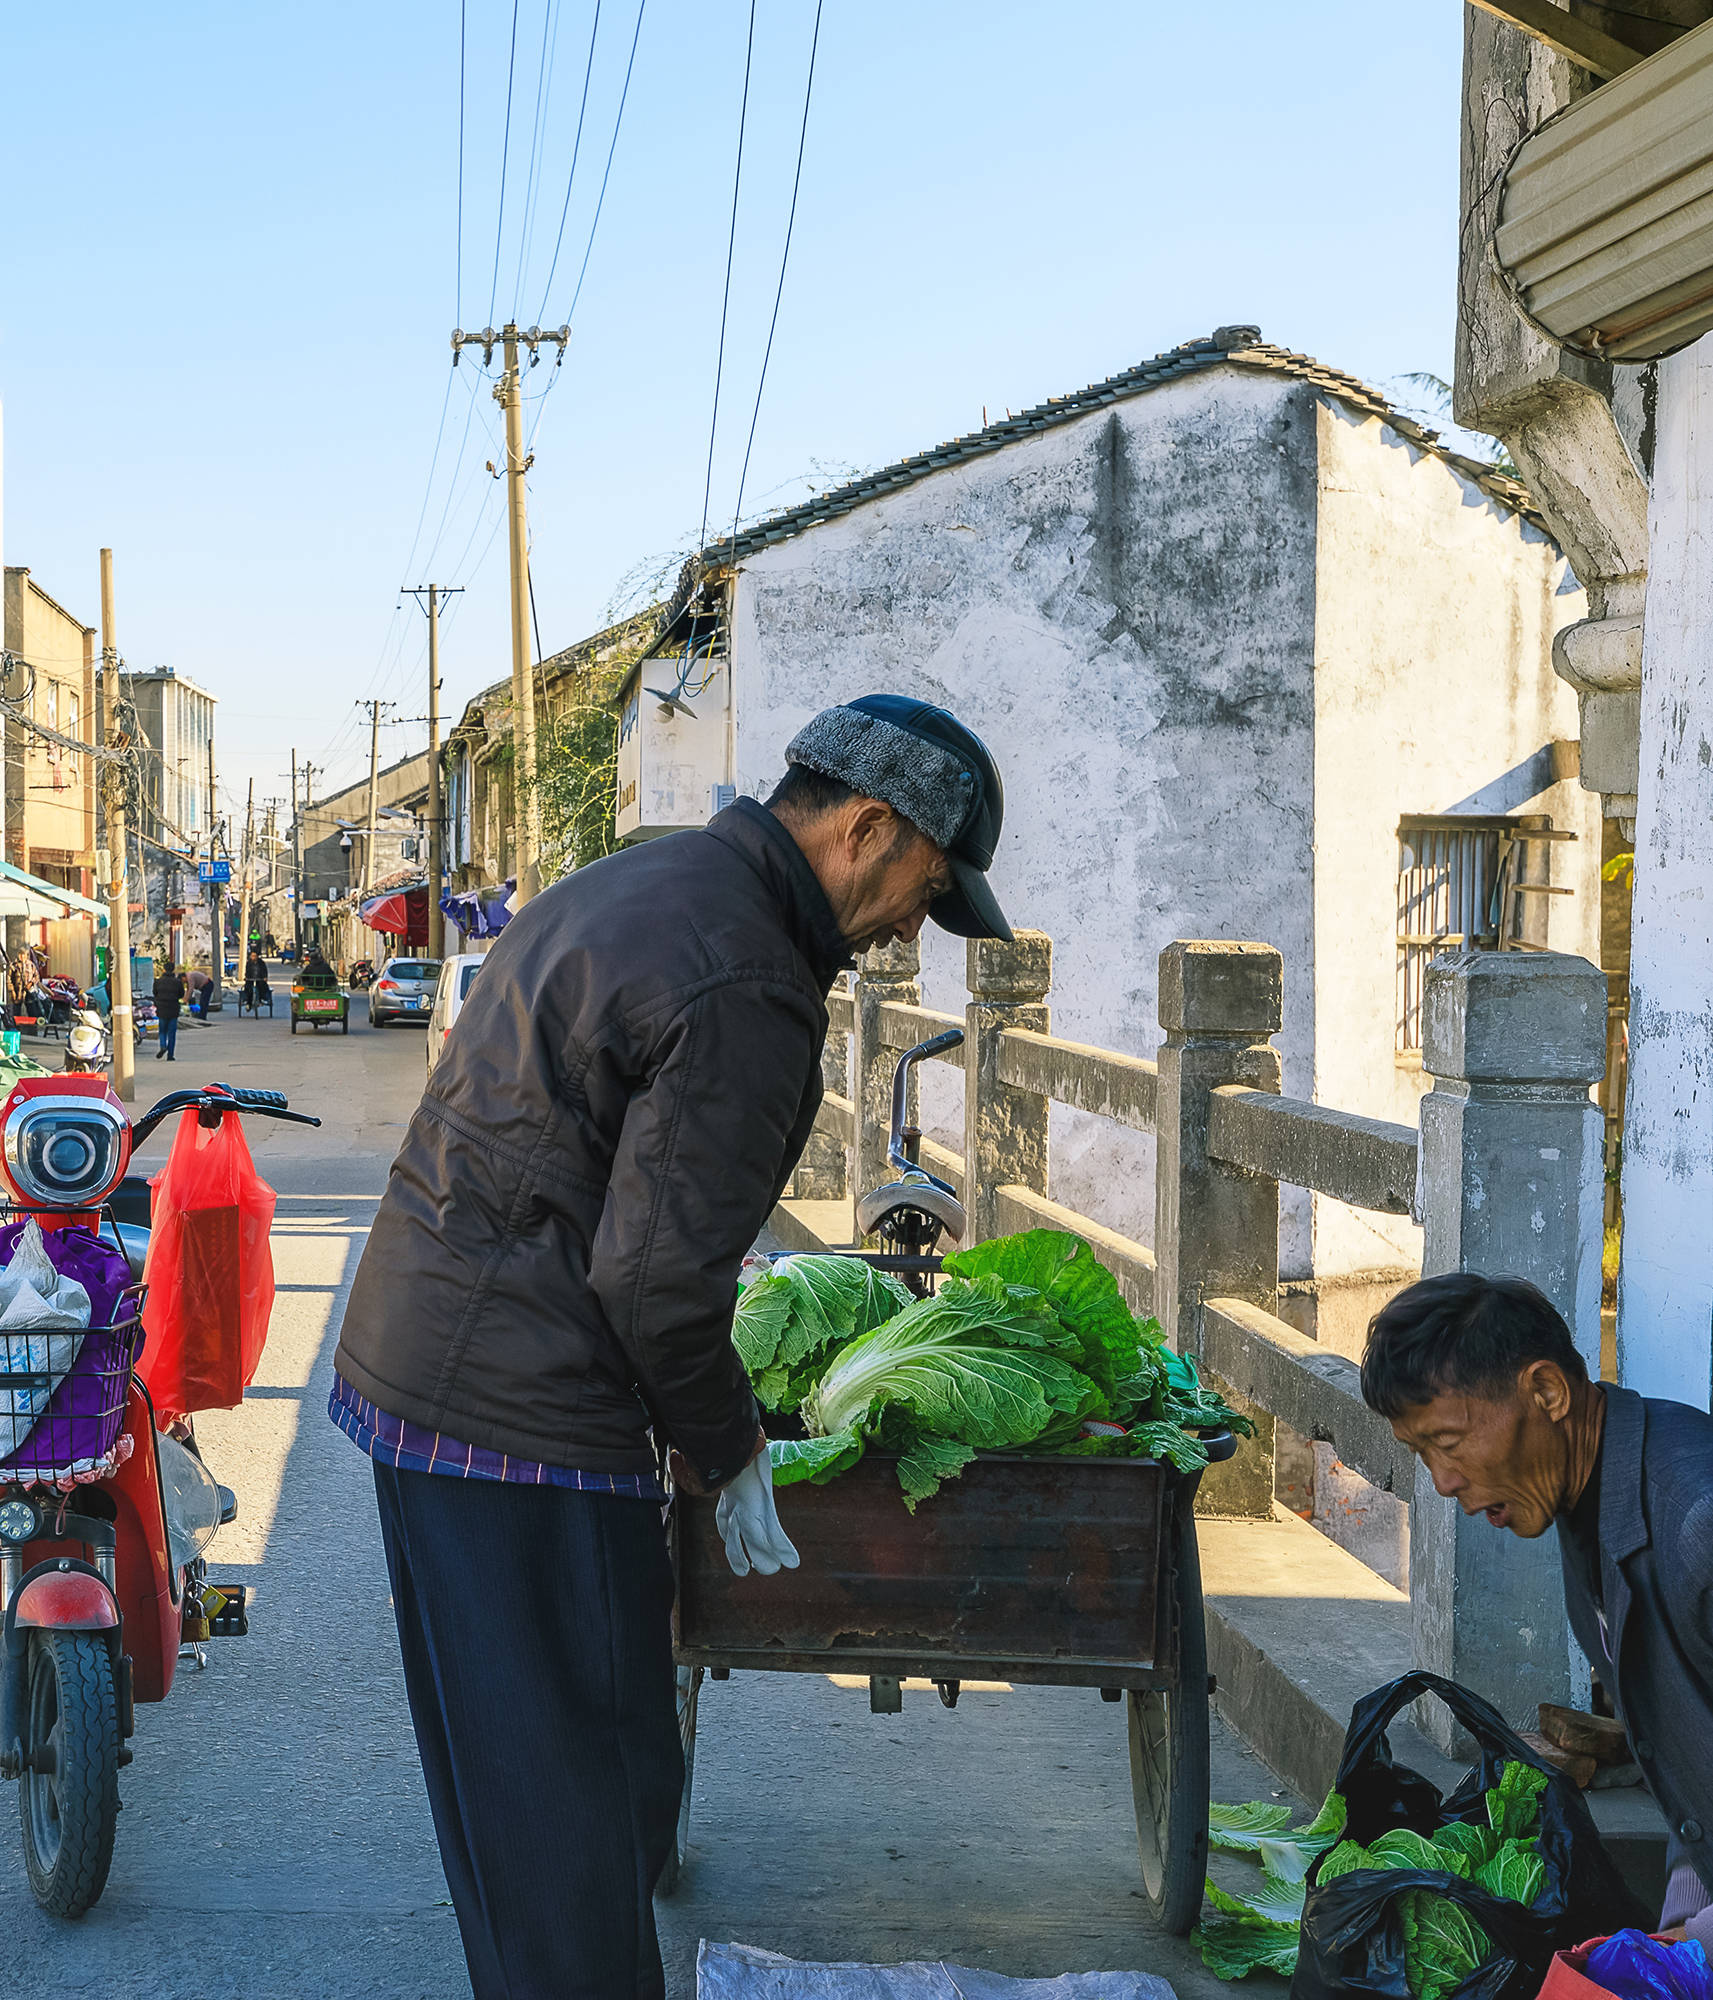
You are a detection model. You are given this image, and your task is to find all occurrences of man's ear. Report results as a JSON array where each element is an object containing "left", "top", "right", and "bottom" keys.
[
  {"left": 1522, "top": 1358, "right": 1575, "bottom": 1424},
  {"left": 843, "top": 796, "right": 895, "bottom": 859}
]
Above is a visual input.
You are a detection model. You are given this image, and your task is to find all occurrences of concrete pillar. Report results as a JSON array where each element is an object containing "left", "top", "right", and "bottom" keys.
[
  {"left": 1619, "top": 336, "right": 1713, "bottom": 1408},
  {"left": 963, "top": 931, "right": 1051, "bottom": 1245},
  {"left": 1416, "top": 949, "right": 1607, "bottom": 1741},
  {"left": 852, "top": 939, "right": 919, "bottom": 1204},
  {"left": 1154, "top": 941, "right": 1282, "bottom": 1517},
  {"left": 794, "top": 975, "right": 850, "bottom": 1200}
]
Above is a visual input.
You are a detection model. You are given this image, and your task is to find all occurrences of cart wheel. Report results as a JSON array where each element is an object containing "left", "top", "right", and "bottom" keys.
[
  {"left": 1127, "top": 1495, "right": 1210, "bottom": 1935},
  {"left": 290, "top": 1018, "right": 297, "bottom": 1034},
  {"left": 341, "top": 1017, "right": 349, "bottom": 1035},
  {"left": 656, "top": 1663, "right": 701, "bottom": 1898},
  {"left": 19, "top": 1630, "right": 119, "bottom": 1918}
]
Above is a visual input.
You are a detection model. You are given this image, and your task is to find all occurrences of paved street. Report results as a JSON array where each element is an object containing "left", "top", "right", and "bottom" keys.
[{"left": 0, "top": 988, "right": 1293, "bottom": 1998}]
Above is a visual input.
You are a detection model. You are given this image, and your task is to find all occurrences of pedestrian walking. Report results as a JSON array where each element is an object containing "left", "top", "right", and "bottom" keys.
[
  {"left": 153, "top": 961, "right": 186, "bottom": 1061},
  {"left": 328, "top": 695, "right": 1014, "bottom": 1998}
]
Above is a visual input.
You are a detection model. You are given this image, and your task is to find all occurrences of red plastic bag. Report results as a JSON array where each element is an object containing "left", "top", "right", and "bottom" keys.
[{"left": 136, "top": 1107, "right": 277, "bottom": 1419}]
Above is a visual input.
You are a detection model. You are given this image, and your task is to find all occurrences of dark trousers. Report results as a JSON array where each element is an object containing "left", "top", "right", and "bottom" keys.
[
  {"left": 158, "top": 1013, "right": 178, "bottom": 1058},
  {"left": 370, "top": 1462, "right": 682, "bottom": 2000}
]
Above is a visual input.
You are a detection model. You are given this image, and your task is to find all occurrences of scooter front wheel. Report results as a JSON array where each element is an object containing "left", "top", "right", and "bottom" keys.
[{"left": 20, "top": 1630, "right": 119, "bottom": 1917}]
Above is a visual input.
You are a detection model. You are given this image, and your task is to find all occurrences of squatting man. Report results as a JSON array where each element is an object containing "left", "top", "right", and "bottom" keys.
[
  {"left": 327, "top": 695, "right": 1014, "bottom": 1999},
  {"left": 1363, "top": 1272, "right": 1713, "bottom": 1945}
]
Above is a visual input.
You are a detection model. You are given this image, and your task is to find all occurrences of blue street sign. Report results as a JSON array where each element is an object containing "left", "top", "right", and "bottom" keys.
[{"left": 198, "top": 859, "right": 232, "bottom": 884}]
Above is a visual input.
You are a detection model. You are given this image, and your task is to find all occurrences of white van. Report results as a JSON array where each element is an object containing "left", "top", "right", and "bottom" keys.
[{"left": 425, "top": 953, "right": 486, "bottom": 1080}]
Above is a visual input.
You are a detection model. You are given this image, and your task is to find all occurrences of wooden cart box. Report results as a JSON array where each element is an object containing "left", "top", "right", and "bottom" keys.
[{"left": 674, "top": 1453, "right": 1175, "bottom": 1690}]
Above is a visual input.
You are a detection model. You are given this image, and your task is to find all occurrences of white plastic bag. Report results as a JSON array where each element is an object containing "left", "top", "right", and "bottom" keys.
[
  {"left": 0, "top": 1220, "right": 93, "bottom": 1455},
  {"left": 696, "top": 1945, "right": 1179, "bottom": 2000},
  {"left": 0, "top": 1217, "right": 91, "bottom": 1329}
]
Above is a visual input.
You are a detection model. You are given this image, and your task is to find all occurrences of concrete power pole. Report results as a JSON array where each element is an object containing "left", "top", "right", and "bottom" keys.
[
  {"left": 358, "top": 700, "right": 392, "bottom": 895},
  {"left": 451, "top": 321, "right": 568, "bottom": 907},
  {"left": 404, "top": 584, "right": 463, "bottom": 960},
  {"left": 206, "top": 734, "right": 223, "bottom": 1010},
  {"left": 98, "top": 549, "right": 135, "bottom": 1102},
  {"left": 290, "top": 751, "right": 306, "bottom": 958},
  {"left": 237, "top": 777, "right": 255, "bottom": 984}
]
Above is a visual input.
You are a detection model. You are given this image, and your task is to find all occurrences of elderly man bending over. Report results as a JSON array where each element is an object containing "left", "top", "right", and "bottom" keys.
[{"left": 1362, "top": 1272, "right": 1713, "bottom": 1944}]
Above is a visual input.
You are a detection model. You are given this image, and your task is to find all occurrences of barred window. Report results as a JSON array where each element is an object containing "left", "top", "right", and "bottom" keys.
[{"left": 1396, "top": 815, "right": 1563, "bottom": 1053}]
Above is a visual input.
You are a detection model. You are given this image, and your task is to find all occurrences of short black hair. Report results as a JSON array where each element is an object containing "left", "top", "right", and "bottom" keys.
[
  {"left": 1360, "top": 1273, "right": 1587, "bottom": 1420},
  {"left": 766, "top": 764, "right": 857, "bottom": 816}
]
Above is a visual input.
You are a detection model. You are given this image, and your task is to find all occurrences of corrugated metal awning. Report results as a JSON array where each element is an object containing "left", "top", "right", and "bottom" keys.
[{"left": 1495, "top": 17, "right": 1713, "bottom": 362}]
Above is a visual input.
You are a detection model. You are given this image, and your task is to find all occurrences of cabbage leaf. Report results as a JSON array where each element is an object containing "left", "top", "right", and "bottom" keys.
[
  {"left": 1485, "top": 1760, "right": 1549, "bottom": 1843},
  {"left": 1194, "top": 1910, "right": 1300, "bottom": 1980},
  {"left": 1205, "top": 1871, "right": 1306, "bottom": 1926},
  {"left": 1400, "top": 1891, "right": 1490, "bottom": 2000},
  {"left": 1207, "top": 1800, "right": 1295, "bottom": 1850},
  {"left": 941, "top": 1228, "right": 1148, "bottom": 1398},
  {"left": 1474, "top": 1842, "right": 1546, "bottom": 1908},
  {"left": 802, "top": 1275, "right": 1091, "bottom": 1445},
  {"left": 768, "top": 1429, "right": 863, "bottom": 1488}
]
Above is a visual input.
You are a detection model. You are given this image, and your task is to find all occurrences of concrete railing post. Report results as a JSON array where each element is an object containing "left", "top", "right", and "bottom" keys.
[
  {"left": 1155, "top": 941, "right": 1283, "bottom": 1518},
  {"left": 794, "top": 974, "right": 850, "bottom": 1200},
  {"left": 963, "top": 931, "right": 1052, "bottom": 1245},
  {"left": 1416, "top": 949, "right": 1607, "bottom": 1742},
  {"left": 852, "top": 939, "right": 920, "bottom": 1204}
]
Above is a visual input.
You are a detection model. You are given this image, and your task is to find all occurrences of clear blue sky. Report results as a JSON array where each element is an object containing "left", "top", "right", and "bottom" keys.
[{"left": 1, "top": 1, "right": 1468, "bottom": 818}]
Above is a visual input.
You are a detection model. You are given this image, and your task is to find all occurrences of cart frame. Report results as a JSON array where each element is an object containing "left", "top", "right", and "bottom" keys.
[{"left": 665, "top": 1412, "right": 1231, "bottom": 1934}]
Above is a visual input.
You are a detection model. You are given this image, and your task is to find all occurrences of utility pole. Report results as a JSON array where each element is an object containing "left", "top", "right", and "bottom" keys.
[
  {"left": 237, "top": 777, "right": 255, "bottom": 987},
  {"left": 98, "top": 550, "right": 135, "bottom": 1102},
  {"left": 291, "top": 751, "right": 305, "bottom": 958},
  {"left": 357, "top": 700, "right": 393, "bottom": 895},
  {"left": 451, "top": 321, "right": 569, "bottom": 906},
  {"left": 404, "top": 584, "right": 463, "bottom": 959},
  {"left": 206, "top": 734, "right": 223, "bottom": 1011}
]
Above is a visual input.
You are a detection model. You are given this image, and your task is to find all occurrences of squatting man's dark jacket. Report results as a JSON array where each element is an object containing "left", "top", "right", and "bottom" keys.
[{"left": 334, "top": 799, "right": 850, "bottom": 1486}]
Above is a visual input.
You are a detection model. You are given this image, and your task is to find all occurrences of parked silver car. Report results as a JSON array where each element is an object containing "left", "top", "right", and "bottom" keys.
[{"left": 369, "top": 957, "right": 442, "bottom": 1028}]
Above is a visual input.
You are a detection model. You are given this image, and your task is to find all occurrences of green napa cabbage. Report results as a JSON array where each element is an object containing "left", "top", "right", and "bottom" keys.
[{"left": 734, "top": 1255, "right": 911, "bottom": 1410}]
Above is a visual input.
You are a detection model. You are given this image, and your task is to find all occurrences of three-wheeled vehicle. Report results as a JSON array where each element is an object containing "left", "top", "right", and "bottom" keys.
[
  {"left": 664, "top": 1031, "right": 1233, "bottom": 1934},
  {"left": 289, "top": 969, "right": 348, "bottom": 1035}
]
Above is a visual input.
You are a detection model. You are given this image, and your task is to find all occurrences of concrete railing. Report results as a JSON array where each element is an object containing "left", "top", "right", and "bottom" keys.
[{"left": 789, "top": 928, "right": 1609, "bottom": 1747}]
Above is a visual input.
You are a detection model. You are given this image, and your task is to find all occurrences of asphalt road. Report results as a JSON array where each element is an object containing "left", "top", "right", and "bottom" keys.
[{"left": 0, "top": 985, "right": 1296, "bottom": 1999}]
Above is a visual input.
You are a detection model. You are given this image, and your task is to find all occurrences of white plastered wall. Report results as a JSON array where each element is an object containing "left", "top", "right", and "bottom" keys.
[
  {"left": 1618, "top": 332, "right": 1713, "bottom": 1408},
  {"left": 1309, "top": 399, "right": 1599, "bottom": 1279},
  {"left": 731, "top": 367, "right": 1322, "bottom": 1265}
]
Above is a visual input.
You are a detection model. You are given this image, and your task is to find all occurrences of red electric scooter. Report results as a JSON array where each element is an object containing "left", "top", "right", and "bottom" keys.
[{"left": 0, "top": 1074, "right": 317, "bottom": 1915}]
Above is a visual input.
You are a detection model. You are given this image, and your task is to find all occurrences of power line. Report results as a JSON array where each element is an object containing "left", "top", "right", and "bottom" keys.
[
  {"left": 488, "top": 0, "right": 524, "bottom": 326},
  {"left": 534, "top": 0, "right": 603, "bottom": 322},
  {"left": 512, "top": 0, "right": 562, "bottom": 314},
  {"left": 457, "top": 0, "right": 468, "bottom": 316},
  {"left": 698, "top": 0, "right": 758, "bottom": 554},
  {"left": 554, "top": 0, "right": 645, "bottom": 332},
  {"left": 729, "top": 0, "right": 825, "bottom": 549}
]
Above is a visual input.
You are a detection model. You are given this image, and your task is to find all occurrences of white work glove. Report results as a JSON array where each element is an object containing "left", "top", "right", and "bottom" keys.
[{"left": 714, "top": 1447, "right": 800, "bottom": 1578}]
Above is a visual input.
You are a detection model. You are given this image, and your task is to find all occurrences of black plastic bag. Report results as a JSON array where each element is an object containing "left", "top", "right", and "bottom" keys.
[{"left": 1291, "top": 1671, "right": 1650, "bottom": 2000}]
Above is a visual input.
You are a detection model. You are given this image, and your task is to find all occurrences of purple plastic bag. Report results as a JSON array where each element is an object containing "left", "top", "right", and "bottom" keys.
[{"left": 1585, "top": 1933, "right": 1713, "bottom": 2000}]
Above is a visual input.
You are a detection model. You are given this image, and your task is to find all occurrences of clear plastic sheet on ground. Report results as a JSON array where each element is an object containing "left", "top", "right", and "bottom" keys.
[{"left": 696, "top": 1942, "right": 1179, "bottom": 2000}]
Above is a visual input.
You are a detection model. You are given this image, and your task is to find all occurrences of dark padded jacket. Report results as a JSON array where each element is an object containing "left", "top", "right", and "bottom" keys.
[
  {"left": 1558, "top": 1384, "right": 1713, "bottom": 1895},
  {"left": 332, "top": 799, "right": 849, "bottom": 1486}
]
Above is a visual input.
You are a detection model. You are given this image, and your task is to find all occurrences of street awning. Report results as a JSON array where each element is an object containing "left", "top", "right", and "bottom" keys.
[{"left": 0, "top": 862, "right": 107, "bottom": 925}]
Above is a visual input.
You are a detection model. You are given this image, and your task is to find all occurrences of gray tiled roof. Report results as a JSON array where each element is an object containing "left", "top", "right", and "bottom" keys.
[{"left": 645, "top": 327, "right": 1539, "bottom": 653}]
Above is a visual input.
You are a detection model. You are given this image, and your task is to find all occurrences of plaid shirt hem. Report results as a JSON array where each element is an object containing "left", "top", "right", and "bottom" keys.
[{"left": 327, "top": 1372, "right": 663, "bottom": 1500}]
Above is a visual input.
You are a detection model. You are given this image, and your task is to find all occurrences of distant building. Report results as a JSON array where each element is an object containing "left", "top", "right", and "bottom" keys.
[
  {"left": 120, "top": 667, "right": 218, "bottom": 961},
  {"left": 1, "top": 565, "right": 102, "bottom": 980},
  {"left": 123, "top": 667, "right": 216, "bottom": 850}
]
